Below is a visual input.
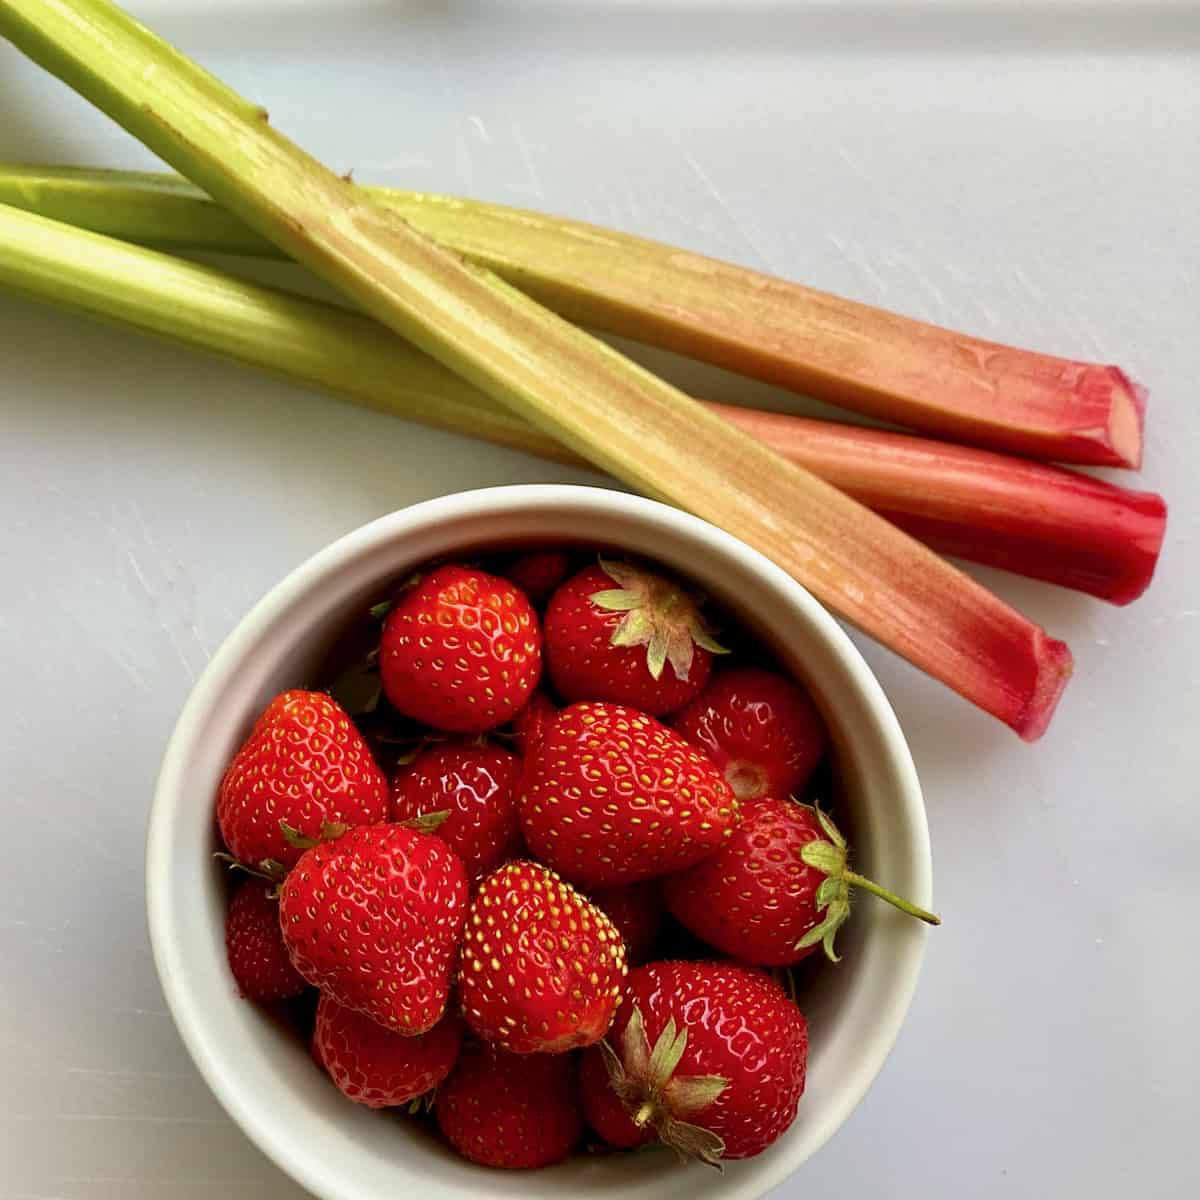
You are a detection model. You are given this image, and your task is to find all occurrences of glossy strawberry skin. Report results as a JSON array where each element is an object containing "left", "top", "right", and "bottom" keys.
[
  {"left": 216, "top": 690, "right": 388, "bottom": 870},
  {"left": 379, "top": 565, "right": 542, "bottom": 734},
  {"left": 520, "top": 702, "right": 740, "bottom": 888},
  {"left": 672, "top": 668, "right": 827, "bottom": 802},
  {"left": 511, "top": 691, "right": 558, "bottom": 761},
  {"left": 506, "top": 551, "right": 571, "bottom": 602},
  {"left": 543, "top": 564, "right": 713, "bottom": 715},
  {"left": 662, "top": 797, "right": 830, "bottom": 967},
  {"left": 587, "top": 881, "right": 663, "bottom": 967},
  {"left": 390, "top": 741, "right": 524, "bottom": 882},
  {"left": 436, "top": 1042, "right": 583, "bottom": 1168},
  {"left": 314, "top": 993, "right": 464, "bottom": 1109},
  {"left": 224, "top": 881, "right": 307, "bottom": 1002},
  {"left": 458, "top": 861, "right": 627, "bottom": 1054},
  {"left": 279, "top": 823, "right": 468, "bottom": 1035},
  {"left": 583, "top": 961, "right": 808, "bottom": 1160}
]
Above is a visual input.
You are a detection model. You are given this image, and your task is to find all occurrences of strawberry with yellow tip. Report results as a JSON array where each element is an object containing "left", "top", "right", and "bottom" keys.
[{"left": 458, "top": 860, "right": 627, "bottom": 1053}]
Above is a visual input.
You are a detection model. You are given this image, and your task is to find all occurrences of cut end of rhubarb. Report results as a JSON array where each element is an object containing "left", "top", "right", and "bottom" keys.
[
  {"left": 1100, "top": 367, "right": 1147, "bottom": 470},
  {"left": 1014, "top": 635, "right": 1074, "bottom": 742}
]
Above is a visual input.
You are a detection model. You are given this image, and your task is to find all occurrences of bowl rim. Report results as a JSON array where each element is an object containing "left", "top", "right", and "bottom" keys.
[{"left": 146, "top": 483, "right": 930, "bottom": 1200}]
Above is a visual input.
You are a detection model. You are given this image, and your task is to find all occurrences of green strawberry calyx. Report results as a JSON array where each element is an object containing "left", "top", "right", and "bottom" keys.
[
  {"left": 280, "top": 812, "right": 451, "bottom": 850},
  {"left": 279, "top": 818, "right": 351, "bottom": 851},
  {"left": 598, "top": 1005, "right": 730, "bottom": 1170},
  {"left": 397, "top": 809, "right": 452, "bottom": 835},
  {"left": 213, "top": 850, "right": 287, "bottom": 889},
  {"left": 796, "top": 803, "right": 941, "bottom": 963},
  {"left": 590, "top": 558, "right": 728, "bottom": 683}
]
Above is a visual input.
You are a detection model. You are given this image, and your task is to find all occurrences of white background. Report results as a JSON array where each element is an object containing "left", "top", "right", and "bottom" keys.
[{"left": 1, "top": 2, "right": 1197, "bottom": 1197}]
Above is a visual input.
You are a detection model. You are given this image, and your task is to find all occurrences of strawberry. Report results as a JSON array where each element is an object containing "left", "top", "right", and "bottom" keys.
[
  {"left": 216, "top": 689, "right": 388, "bottom": 872},
  {"left": 579, "top": 1042, "right": 652, "bottom": 1148},
  {"left": 520, "top": 702, "right": 740, "bottom": 887},
  {"left": 310, "top": 1032, "right": 326, "bottom": 1073},
  {"left": 390, "top": 741, "right": 524, "bottom": 882},
  {"left": 505, "top": 550, "right": 571, "bottom": 602},
  {"left": 379, "top": 565, "right": 542, "bottom": 734},
  {"left": 671, "top": 667, "right": 827, "bottom": 801},
  {"left": 580, "top": 960, "right": 808, "bottom": 1162},
  {"left": 543, "top": 560, "right": 726, "bottom": 716},
  {"left": 458, "top": 861, "right": 627, "bottom": 1053},
  {"left": 224, "top": 880, "right": 307, "bottom": 1002},
  {"left": 663, "top": 799, "right": 940, "bottom": 966},
  {"left": 587, "top": 881, "right": 663, "bottom": 967},
  {"left": 436, "top": 1042, "right": 583, "bottom": 1168},
  {"left": 510, "top": 690, "right": 558, "bottom": 761},
  {"left": 279, "top": 822, "right": 468, "bottom": 1034},
  {"left": 314, "top": 993, "right": 464, "bottom": 1108}
]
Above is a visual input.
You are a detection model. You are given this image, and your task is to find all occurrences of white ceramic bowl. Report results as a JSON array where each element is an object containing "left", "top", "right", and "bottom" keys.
[{"left": 147, "top": 484, "right": 932, "bottom": 1200}]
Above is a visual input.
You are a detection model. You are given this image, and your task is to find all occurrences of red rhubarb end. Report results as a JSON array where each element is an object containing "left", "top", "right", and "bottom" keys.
[{"left": 1014, "top": 634, "right": 1074, "bottom": 742}]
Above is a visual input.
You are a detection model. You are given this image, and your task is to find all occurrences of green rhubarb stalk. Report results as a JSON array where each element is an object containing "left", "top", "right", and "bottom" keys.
[
  {"left": 0, "top": 202, "right": 1164, "bottom": 606},
  {"left": 0, "top": 0, "right": 1074, "bottom": 739},
  {"left": 0, "top": 162, "right": 1145, "bottom": 470},
  {"left": 0, "top": 203, "right": 561, "bottom": 462}
]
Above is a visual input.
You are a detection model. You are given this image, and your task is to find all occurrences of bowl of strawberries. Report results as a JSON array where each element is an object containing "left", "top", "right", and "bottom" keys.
[{"left": 147, "top": 483, "right": 936, "bottom": 1200}]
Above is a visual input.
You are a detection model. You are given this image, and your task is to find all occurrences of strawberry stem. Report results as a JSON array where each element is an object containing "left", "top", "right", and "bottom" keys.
[
  {"left": 633, "top": 1101, "right": 656, "bottom": 1128},
  {"left": 842, "top": 870, "right": 941, "bottom": 926},
  {"left": 797, "top": 804, "right": 940, "bottom": 958}
]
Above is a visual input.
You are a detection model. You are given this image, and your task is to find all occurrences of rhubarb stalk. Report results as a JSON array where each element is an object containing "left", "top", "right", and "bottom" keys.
[
  {"left": 712, "top": 405, "right": 1165, "bottom": 606},
  {"left": 0, "top": 201, "right": 1164, "bottom": 605},
  {"left": 0, "top": 0, "right": 1074, "bottom": 738},
  {"left": 0, "top": 162, "right": 1144, "bottom": 469}
]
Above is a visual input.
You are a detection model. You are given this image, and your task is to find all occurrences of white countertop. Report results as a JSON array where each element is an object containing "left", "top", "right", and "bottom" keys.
[{"left": 1, "top": 3, "right": 1196, "bottom": 1197}]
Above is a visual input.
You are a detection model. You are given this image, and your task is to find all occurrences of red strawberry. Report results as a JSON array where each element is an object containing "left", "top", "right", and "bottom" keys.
[
  {"left": 310, "top": 1033, "right": 326, "bottom": 1073},
  {"left": 314, "top": 993, "right": 464, "bottom": 1109},
  {"left": 224, "top": 881, "right": 307, "bottom": 1002},
  {"left": 390, "top": 741, "right": 523, "bottom": 882},
  {"left": 510, "top": 690, "right": 558, "bottom": 761},
  {"left": 458, "top": 861, "right": 627, "bottom": 1053},
  {"left": 217, "top": 690, "right": 388, "bottom": 871},
  {"left": 543, "top": 561, "right": 725, "bottom": 716},
  {"left": 581, "top": 961, "right": 808, "bottom": 1162},
  {"left": 671, "top": 667, "right": 827, "bottom": 801},
  {"left": 588, "top": 881, "right": 663, "bottom": 967},
  {"left": 379, "top": 565, "right": 542, "bottom": 734},
  {"left": 579, "top": 1043, "right": 652, "bottom": 1148},
  {"left": 279, "top": 823, "right": 468, "bottom": 1034},
  {"left": 520, "top": 702, "right": 740, "bottom": 887},
  {"left": 506, "top": 550, "right": 570, "bottom": 602},
  {"left": 436, "top": 1042, "right": 583, "bottom": 1168},
  {"left": 663, "top": 799, "right": 939, "bottom": 966}
]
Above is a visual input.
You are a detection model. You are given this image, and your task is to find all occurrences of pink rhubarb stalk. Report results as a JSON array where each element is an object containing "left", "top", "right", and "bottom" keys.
[
  {"left": 0, "top": 199, "right": 1160, "bottom": 608},
  {"left": 0, "top": 163, "right": 1146, "bottom": 468},
  {"left": 714, "top": 405, "right": 1166, "bottom": 605},
  {"left": 0, "top": 0, "right": 1076, "bottom": 739}
]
